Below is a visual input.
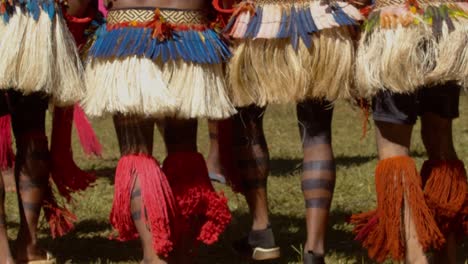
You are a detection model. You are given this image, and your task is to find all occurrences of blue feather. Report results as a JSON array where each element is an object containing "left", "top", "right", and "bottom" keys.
[
  {"left": 277, "top": 9, "right": 289, "bottom": 38},
  {"left": 252, "top": 6, "right": 263, "bottom": 37},
  {"left": 181, "top": 31, "right": 195, "bottom": 62},
  {"left": 168, "top": 39, "right": 178, "bottom": 60},
  {"left": 223, "top": 16, "right": 236, "bottom": 34},
  {"left": 290, "top": 6, "right": 299, "bottom": 50},
  {"left": 151, "top": 41, "right": 161, "bottom": 61},
  {"left": 160, "top": 41, "right": 169, "bottom": 63},
  {"left": 296, "top": 8, "right": 311, "bottom": 48},
  {"left": 304, "top": 6, "right": 318, "bottom": 33},
  {"left": 203, "top": 31, "right": 218, "bottom": 64},
  {"left": 174, "top": 38, "right": 188, "bottom": 61},
  {"left": 245, "top": 7, "right": 260, "bottom": 38}
]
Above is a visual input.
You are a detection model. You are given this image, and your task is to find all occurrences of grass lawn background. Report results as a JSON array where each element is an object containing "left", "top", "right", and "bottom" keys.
[{"left": 3, "top": 96, "right": 468, "bottom": 263}]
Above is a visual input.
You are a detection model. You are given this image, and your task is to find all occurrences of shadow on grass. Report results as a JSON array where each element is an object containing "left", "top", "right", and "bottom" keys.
[
  {"left": 23, "top": 206, "right": 466, "bottom": 263},
  {"left": 32, "top": 209, "right": 366, "bottom": 263}
]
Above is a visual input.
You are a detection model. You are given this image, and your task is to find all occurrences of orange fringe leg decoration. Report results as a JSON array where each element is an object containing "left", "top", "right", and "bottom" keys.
[
  {"left": 350, "top": 156, "right": 445, "bottom": 262},
  {"left": 421, "top": 160, "right": 468, "bottom": 237}
]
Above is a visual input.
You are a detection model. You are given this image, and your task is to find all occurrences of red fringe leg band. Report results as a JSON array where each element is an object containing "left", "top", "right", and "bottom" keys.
[
  {"left": 350, "top": 156, "right": 444, "bottom": 262},
  {"left": 110, "top": 154, "right": 177, "bottom": 257},
  {"left": 51, "top": 107, "right": 97, "bottom": 201},
  {"left": 162, "top": 152, "right": 231, "bottom": 246},
  {"left": 18, "top": 132, "right": 77, "bottom": 238},
  {"left": 0, "top": 114, "right": 15, "bottom": 170},
  {"left": 421, "top": 159, "right": 468, "bottom": 237}
]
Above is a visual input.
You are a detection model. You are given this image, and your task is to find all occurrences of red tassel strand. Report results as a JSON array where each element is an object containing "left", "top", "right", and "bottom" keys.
[
  {"left": 43, "top": 186, "right": 77, "bottom": 238},
  {"left": 163, "top": 152, "right": 231, "bottom": 246},
  {"left": 51, "top": 107, "right": 96, "bottom": 201},
  {"left": 110, "top": 154, "right": 177, "bottom": 257},
  {"left": 350, "top": 156, "right": 444, "bottom": 262},
  {"left": 73, "top": 105, "right": 102, "bottom": 157},
  {"left": 421, "top": 159, "right": 468, "bottom": 237},
  {"left": 0, "top": 114, "right": 15, "bottom": 170}
]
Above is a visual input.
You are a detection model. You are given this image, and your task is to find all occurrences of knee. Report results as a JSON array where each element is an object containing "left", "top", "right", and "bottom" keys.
[
  {"left": 15, "top": 133, "right": 51, "bottom": 177},
  {"left": 297, "top": 101, "right": 333, "bottom": 144}
]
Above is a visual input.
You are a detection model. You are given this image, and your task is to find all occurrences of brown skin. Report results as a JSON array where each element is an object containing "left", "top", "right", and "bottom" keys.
[{"left": 109, "top": 0, "right": 209, "bottom": 11}]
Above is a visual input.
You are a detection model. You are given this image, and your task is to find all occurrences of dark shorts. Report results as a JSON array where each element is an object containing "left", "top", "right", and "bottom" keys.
[
  {"left": 0, "top": 90, "right": 49, "bottom": 135},
  {"left": 372, "top": 82, "right": 461, "bottom": 125}
]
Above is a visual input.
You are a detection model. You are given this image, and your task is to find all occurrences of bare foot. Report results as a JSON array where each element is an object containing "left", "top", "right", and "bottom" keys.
[
  {"left": 141, "top": 257, "right": 168, "bottom": 264},
  {"left": 1, "top": 170, "right": 16, "bottom": 193},
  {"left": 15, "top": 241, "right": 50, "bottom": 263}
]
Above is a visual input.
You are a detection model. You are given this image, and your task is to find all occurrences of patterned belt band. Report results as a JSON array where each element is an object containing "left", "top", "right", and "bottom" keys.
[
  {"left": 253, "top": 0, "right": 350, "bottom": 5},
  {"left": 107, "top": 8, "right": 210, "bottom": 26},
  {"left": 375, "top": 0, "right": 461, "bottom": 9}
]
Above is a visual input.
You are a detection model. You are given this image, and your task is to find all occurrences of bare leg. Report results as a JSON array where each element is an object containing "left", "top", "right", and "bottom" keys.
[
  {"left": 0, "top": 172, "right": 14, "bottom": 264},
  {"left": 206, "top": 120, "right": 224, "bottom": 180},
  {"left": 113, "top": 114, "right": 167, "bottom": 264},
  {"left": 375, "top": 121, "right": 428, "bottom": 264},
  {"left": 1, "top": 170, "right": 16, "bottom": 193},
  {"left": 9, "top": 92, "right": 49, "bottom": 262},
  {"left": 297, "top": 100, "right": 335, "bottom": 257},
  {"left": 421, "top": 113, "right": 457, "bottom": 264},
  {"left": 233, "top": 106, "right": 270, "bottom": 231}
]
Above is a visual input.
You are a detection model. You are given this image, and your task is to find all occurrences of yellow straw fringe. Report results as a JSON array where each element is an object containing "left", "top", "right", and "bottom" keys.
[
  {"left": 228, "top": 27, "right": 355, "bottom": 107},
  {"left": 426, "top": 19, "right": 468, "bottom": 89},
  {"left": 0, "top": 6, "right": 85, "bottom": 106},
  {"left": 84, "top": 56, "right": 236, "bottom": 119},
  {"left": 355, "top": 24, "right": 436, "bottom": 97}
]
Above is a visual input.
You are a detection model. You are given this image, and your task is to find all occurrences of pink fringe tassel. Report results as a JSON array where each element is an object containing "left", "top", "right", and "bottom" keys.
[
  {"left": 51, "top": 107, "right": 97, "bottom": 201},
  {"left": 73, "top": 105, "right": 102, "bottom": 157},
  {"left": 0, "top": 115, "right": 14, "bottom": 171}
]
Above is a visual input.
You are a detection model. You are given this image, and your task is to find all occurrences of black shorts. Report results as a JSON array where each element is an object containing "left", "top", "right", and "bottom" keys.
[
  {"left": 372, "top": 82, "right": 461, "bottom": 125},
  {"left": 0, "top": 90, "right": 49, "bottom": 135}
]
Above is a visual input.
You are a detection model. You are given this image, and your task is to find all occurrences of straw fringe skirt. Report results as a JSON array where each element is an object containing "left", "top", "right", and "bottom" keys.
[
  {"left": 355, "top": 0, "right": 468, "bottom": 97},
  {"left": 83, "top": 9, "right": 236, "bottom": 119},
  {"left": 225, "top": 0, "right": 363, "bottom": 107},
  {"left": 0, "top": 1, "right": 84, "bottom": 106}
]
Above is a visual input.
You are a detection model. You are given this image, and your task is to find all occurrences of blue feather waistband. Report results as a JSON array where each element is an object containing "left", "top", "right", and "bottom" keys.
[
  {"left": 1, "top": 0, "right": 64, "bottom": 23},
  {"left": 87, "top": 23, "right": 231, "bottom": 64},
  {"left": 225, "top": 1, "right": 363, "bottom": 49}
]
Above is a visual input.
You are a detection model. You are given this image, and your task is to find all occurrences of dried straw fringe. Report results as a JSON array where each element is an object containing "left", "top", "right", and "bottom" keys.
[
  {"left": 355, "top": 24, "right": 437, "bottom": 97},
  {"left": 0, "top": 6, "right": 84, "bottom": 106},
  {"left": 228, "top": 27, "right": 355, "bottom": 107},
  {"left": 426, "top": 19, "right": 468, "bottom": 88},
  {"left": 84, "top": 56, "right": 235, "bottom": 119}
]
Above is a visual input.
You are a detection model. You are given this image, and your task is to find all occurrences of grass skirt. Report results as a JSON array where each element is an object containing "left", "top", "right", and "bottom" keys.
[
  {"left": 225, "top": 0, "right": 363, "bottom": 106},
  {"left": 0, "top": 0, "right": 84, "bottom": 106},
  {"left": 355, "top": 0, "right": 468, "bottom": 97},
  {"left": 83, "top": 8, "right": 236, "bottom": 119}
]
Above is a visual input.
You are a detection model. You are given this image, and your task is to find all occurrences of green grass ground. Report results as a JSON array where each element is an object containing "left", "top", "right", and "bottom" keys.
[{"left": 3, "top": 97, "right": 468, "bottom": 263}]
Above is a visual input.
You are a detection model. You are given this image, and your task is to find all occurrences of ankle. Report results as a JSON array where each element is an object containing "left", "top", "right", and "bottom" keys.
[
  {"left": 304, "top": 242, "right": 325, "bottom": 256},
  {"left": 251, "top": 221, "right": 269, "bottom": 231}
]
